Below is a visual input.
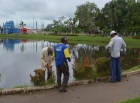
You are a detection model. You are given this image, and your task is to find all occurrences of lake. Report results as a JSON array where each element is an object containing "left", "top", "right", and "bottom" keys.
[{"left": 0, "top": 39, "right": 139, "bottom": 89}]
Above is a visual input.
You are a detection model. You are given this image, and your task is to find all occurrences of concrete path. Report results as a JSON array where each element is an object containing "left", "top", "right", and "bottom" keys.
[{"left": 0, "top": 74, "right": 140, "bottom": 103}]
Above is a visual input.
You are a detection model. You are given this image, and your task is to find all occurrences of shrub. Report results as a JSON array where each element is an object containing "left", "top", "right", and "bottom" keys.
[
  {"left": 46, "top": 71, "right": 56, "bottom": 85},
  {"left": 132, "top": 36, "right": 140, "bottom": 39},
  {"left": 73, "top": 58, "right": 95, "bottom": 80},
  {"left": 138, "top": 52, "right": 140, "bottom": 65},
  {"left": 94, "top": 57, "right": 110, "bottom": 76},
  {"left": 30, "top": 69, "right": 45, "bottom": 86}
]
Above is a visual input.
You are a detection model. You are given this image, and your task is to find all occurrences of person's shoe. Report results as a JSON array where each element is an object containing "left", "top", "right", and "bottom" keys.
[
  {"left": 59, "top": 88, "right": 67, "bottom": 92},
  {"left": 56, "top": 85, "right": 61, "bottom": 88},
  {"left": 116, "top": 79, "right": 121, "bottom": 82},
  {"left": 110, "top": 81, "right": 116, "bottom": 83}
]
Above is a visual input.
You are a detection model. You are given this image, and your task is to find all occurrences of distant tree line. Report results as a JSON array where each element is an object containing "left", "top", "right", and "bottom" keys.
[{"left": 45, "top": 0, "right": 140, "bottom": 36}]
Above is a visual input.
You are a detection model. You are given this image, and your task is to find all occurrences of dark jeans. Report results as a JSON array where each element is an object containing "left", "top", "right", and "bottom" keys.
[
  {"left": 110, "top": 56, "right": 121, "bottom": 82},
  {"left": 56, "top": 61, "right": 69, "bottom": 89}
]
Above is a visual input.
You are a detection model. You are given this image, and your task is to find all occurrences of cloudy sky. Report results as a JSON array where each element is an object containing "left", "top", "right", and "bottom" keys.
[{"left": 0, "top": 0, "right": 110, "bottom": 28}]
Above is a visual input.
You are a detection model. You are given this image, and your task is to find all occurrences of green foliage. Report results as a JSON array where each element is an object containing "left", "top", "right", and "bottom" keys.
[
  {"left": 132, "top": 36, "right": 140, "bottom": 39},
  {"left": 19, "top": 21, "right": 26, "bottom": 28},
  {"left": 138, "top": 52, "right": 140, "bottom": 65},
  {"left": 46, "top": 71, "right": 56, "bottom": 85},
  {"left": 94, "top": 57, "right": 110, "bottom": 76},
  {"left": 75, "top": 2, "right": 100, "bottom": 33},
  {"left": 73, "top": 58, "right": 95, "bottom": 80},
  {"left": 14, "top": 85, "right": 28, "bottom": 88},
  {"left": 117, "top": 96, "right": 140, "bottom": 103},
  {"left": 30, "top": 69, "right": 45, "bottom": 86},
  {"left": 126, "top": 3, "right": 140, "bottom": 34},
  {"left": 0, "top": 34, "right": 140, "bottom": 49},
  {"left": 124, "top": 65, "right": 140, "bottom": 73}
]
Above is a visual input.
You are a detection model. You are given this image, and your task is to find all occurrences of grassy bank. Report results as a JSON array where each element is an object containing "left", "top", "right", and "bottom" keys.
[
  {"left": 117, "top": 96, "right": 140, "bottom": 103},
  {"left": 123, "top": 65, "right": 140, "bottom": 73},
  {"left": 0, "top": 34, "right": 140, "bottom": 49}
]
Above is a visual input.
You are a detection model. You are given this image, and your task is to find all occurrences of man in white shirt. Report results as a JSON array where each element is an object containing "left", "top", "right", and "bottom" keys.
[
  {"left": 106, "top": 31, "right": 126, "bottom": 83},
  {"left": 40, "top": 47, "right": 54, "bottom": 80}
]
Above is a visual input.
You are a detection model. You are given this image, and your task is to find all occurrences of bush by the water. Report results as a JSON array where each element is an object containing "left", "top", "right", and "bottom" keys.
[
  {"left": 73, "top": 58, "right": 95, "bottom": 80},
  {"left": 30, "top": 69, "right": 56, "bottom": 86},
  {"left": 94, "top": 57, "right": 110, "bottom": 76},
  {"left": 30, "top": 69, "right": 45, "bottom": 86}
]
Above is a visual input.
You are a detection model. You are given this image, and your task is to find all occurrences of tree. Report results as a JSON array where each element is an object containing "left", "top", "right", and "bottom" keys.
[
  {"left": 51, "top": 16, "right": 66, "bottom": 34},
  {"left": 127, "top": 0, "right": 136, "bottom": 3},
  {"left": 52, "top": 20, "right": 59, "bottom": 33},
  {"left": 97, "top": 0, "right": 128, "bottom": 33},
  {"left": 126, "top": 2, "right": 140, "bottom": 35},
  {"left": 64, "top": 18, "right": 74, "bottom": 34},
  {"left": 75, "top": 2, "right": 100, "bottom": 34},
  {"left": 19, "top": 21, "right": 26, "bottom": 28}
]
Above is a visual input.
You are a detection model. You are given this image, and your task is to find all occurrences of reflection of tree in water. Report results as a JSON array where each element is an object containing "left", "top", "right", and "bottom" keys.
[
  {"left": 69, "top": 44, "right": 139, "bottom": 70},
  {"left": 20, "top": 43, "right": 26, "bottom": 52},
  {"left": 69, "top": 44, "right": 102, "bottom": 67},
  {"left": 121, "top": 48, "right": 139, "bottom": 70}
]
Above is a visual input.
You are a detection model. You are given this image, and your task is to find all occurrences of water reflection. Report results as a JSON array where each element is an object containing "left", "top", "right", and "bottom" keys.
[
  {"left": 3, "top": 39, "right": 20, "bottom": 51},
  {"left": 0, "top": 39, "right": 139, "bottom": 89}
]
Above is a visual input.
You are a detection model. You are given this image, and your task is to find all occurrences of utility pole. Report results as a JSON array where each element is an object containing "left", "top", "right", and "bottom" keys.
[
  {"left": 3, "top": 22, "right": 4, "bottom": 34},
  {"left": 33, "top": 14, "right": 34, "bottom": 30},
  {"left": 6, "top": 21, "right": 8, "bottom": 34},
  {"left": 36, "top": 21, "right": 37, "bottom": 30}
]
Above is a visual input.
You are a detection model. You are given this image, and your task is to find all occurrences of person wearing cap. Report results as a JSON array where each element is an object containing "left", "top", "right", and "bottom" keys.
[
  {"left": 54, "top": 37, "right": 71, "bottom": 92},
  {"left": 106, "top": 30, "right": 126, "bottom": 83},
  {"left": 40, "top": 47, "right": 54, "bottom": 80}
]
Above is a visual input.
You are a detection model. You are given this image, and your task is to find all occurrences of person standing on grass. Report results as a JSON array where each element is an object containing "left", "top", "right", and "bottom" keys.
[
  {"left": 106, "top": 30, "right": 126, "bottom": 83},
  {"left": 54, "top": 37, "right": 71, "bottom": 92},
  {"left": 40, "top": 47, "right": 54, "bottom": 80}
]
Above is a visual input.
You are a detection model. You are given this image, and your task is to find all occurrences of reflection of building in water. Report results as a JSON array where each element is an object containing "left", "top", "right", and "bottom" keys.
[
  {"left": 3, "top": 39, "right": 20, "bottom": 51},
  {"left": 0, "top": 39, "right": 3, "bottom": 45}
]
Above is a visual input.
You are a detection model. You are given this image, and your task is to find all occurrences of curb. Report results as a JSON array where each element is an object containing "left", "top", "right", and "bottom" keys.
[{"left": 0, "top": 70, "right": 140, "bottom": 96}]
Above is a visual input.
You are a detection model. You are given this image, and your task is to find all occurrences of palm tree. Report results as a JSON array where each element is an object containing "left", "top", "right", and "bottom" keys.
[{"left": 19, "top": 21, "right": 26, "bottom": 29}]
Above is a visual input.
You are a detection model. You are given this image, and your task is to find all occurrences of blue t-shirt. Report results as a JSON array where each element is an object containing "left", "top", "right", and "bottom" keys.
[{"left": 54, "top": 43, "right": 69, "bottom": 66}]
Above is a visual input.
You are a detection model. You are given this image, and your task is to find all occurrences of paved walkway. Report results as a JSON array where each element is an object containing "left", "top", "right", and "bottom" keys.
[{"left": 0, "top": 74, "right": 140, "bottom": 103}]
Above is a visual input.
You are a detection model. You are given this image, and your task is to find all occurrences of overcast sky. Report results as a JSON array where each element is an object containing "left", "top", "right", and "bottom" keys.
[{"left": 0, "top": 0, "right": 110, "bottom": 28}]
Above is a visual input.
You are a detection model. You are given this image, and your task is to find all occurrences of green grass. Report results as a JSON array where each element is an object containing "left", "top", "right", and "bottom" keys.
[
  {"left": 45, "top": 79, "right": 56, "bottom": 85},
  {"left": 117, "top": 96, "right": 140, "bottom": 103},
  {"left": 13, "top": 85, "right": 29, "bottom": 88},
  {"left": 0, "top": 34, "right": 140, "bottom": 48},
  {"left": 123, "top": 65, "right": 140, "bottom": 73},
  {"left": 0, "top": 88, "right": 3, "bottom": 90}
]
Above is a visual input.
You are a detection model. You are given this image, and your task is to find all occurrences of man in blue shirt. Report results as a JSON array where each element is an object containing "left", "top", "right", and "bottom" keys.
[{"left": 54, "top": 37, "right": 71, "bottom": 92}]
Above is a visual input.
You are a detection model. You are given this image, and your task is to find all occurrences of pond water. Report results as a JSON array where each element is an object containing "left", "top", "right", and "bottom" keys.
[{"left": 0, "top": 39, "right": 139, "bottom": 89}]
